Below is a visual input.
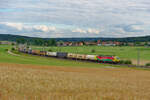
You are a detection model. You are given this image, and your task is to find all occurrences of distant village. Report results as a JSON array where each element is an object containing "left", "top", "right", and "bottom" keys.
[
  {"left": 1, "top": 40, "right": 150, "bottom": 47},
  {"left": 57, "top": 40, "right": 150, "bottom": 47},
  {"left": 0, "top": 41, "right": 16, "bottom": 45}
]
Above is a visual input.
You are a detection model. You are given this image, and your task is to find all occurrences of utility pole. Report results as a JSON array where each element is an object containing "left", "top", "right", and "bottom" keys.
[
  {"left": 137, "top": 48, "right": 140, "bottom": 66},
  {"left": 76, "top": 46, "right": 77, "bottom": 62},
  {"left": 43, "top": 44, "right": 44, "bottom": 51}
]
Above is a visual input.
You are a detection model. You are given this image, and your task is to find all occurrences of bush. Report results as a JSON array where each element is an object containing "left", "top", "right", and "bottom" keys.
[
  {"left": 146, "top": 63, "right": 150, "bottom": 66},
  {"left": 48, "top": 49, "right": 53, "bottom": 52},
  {"left": 91, "top": 49, "right": 95, "bottom": 53},
  {"left": 119, "top": 60, "right": 132, "bottom": 65},
  {"left": 27, "top": 46, "right": 29, "bottom": 49},
  {"left": 124, "top": 60, "right": 132, "bottom": 65},
  {"left": 11, "top": 48, "right": 15, "bottom": 51},
  {"left": 119, "top": 60, "right": 125, "bottom": 64},
  {"left": 5, "top": 49, "right": 8, "bottom": 51},
  {"left": 11, "top": 43, "right": 15, "bottom": 45}
]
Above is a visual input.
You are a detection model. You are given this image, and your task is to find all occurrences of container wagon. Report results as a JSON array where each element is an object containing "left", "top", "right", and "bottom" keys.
[{"left": 57, "top": 52, "right": 68, "bottom": 58}]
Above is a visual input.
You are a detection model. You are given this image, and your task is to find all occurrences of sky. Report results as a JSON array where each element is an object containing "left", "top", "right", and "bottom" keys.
[{"left": 0, "top": 0, "right": 150, "bottom": 38}]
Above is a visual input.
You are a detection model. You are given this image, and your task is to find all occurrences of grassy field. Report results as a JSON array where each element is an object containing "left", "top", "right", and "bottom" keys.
[
  {"left": 31, "top": 46, "right": 150, "bottom": 65},
  {"left": 0, "top": 45, "right": 118, "bottom": 68}
]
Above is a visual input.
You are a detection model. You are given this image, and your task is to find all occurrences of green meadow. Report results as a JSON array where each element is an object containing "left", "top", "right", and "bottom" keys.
[
  {"left": 0, "top": 45, "right": 149, "bottom": 66},
  {"left": 31, "top": 46, "right": 150, "bottom": 60},
  {"left": 0, "top": 45, "right": 116, "bottom": 68}
]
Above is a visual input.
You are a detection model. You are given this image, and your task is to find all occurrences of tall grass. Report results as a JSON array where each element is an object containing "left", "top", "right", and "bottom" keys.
[{"left": 0, "top": 64, "right": 150, "bottom": 100}]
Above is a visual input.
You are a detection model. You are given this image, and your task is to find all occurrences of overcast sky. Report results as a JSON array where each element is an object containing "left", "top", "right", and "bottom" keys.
[{"left": 0, "top": 0, "right": 150, "bottom": 38}]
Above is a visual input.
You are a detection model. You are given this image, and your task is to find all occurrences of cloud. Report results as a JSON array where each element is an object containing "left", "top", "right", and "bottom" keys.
[
  {"left": 72, "top": 28, "right": 87, "bottom": 34},
  {"left": 33, "top": 25, "right": 56, "bottom": 32},
  {"left": 116, "top": 24, "right": 145, "bottom": 32},
  {"left": 0, "top": 0, "right": 150, "bottom": 37},
  {"left": 72, "top": 28, "right": 100, "bottom": 34},
  {"left": 5, "top": 22, "right": 24, "bottom": 30},
  {"left": 87, "top": 28, "right": 100, "bottom": 34},
  {"left": 0, "top": 22, "right": 150, "bottom": 38},
  {"left": 1, "top": 22, "right": 56, "bottom": 32}
]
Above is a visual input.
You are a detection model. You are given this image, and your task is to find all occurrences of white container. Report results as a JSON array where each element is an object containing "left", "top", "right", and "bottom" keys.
[
  {"left": 67, "top": 53, "right": 77, "bottom": 58},
  {"left": 76, "top": 54, "right": 86, "bottom": 59},
  {"left": 86, "top": 55, "right": 97, "bottom": 60},
  {"left": 46, "top": 52, "right": 57, "bottom": 57}
]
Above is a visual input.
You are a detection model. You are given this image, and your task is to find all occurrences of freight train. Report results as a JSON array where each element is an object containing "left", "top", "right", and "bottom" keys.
[{"left": 18, "top": 48, "right": 120, "bottom": 64}]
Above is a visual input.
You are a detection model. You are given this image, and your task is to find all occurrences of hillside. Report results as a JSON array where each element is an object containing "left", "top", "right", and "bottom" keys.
[{"left": 0, "top": 34, "right": 150, "bottom": 42}]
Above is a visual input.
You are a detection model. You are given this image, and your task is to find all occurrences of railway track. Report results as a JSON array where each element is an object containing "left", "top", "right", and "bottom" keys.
[{"left": 17, "top": 51, "right": 149, "bottom": 69}]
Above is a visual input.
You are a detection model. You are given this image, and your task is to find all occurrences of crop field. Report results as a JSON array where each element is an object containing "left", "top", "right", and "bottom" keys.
[
  {"left": 0, "top": 45, "right": 150, "bottom": 99},
  {"left": 0, "top": 63, "right": 150, "bottom": 100},
  {"left": 31, "top": 46, "right": 150, "bottom": 65}
]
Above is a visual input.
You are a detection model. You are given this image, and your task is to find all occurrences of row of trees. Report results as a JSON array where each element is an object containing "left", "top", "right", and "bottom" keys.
[
  {"left": 15, "top": 38, "right": 150, "bottom": 47},
  {"left": 16, "top": 38, "right": 57, "bottom": 46}
]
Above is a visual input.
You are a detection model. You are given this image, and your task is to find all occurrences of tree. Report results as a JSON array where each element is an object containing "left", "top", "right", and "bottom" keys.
[
  {"left": 11, "top": 42, "right": 15, "bottom": 45},
  {"left": 135, "top": 41, "right": 140, "bottom": 46},
  {"left": 51, "top": 39, "right": 56, "bottom": 46},
  {"left": 16, "top": 38, "right": 26, "bottom": 44},
  {"left": 57, "top": 40, "right": 64, "bottom": 46},
  {"left": 47, "top": 39, "right": 56, "bottom": 46},
  {"left": 145, "top": 42, "right": 148, "bottom": 46},
  {"left": 33, "top": 38, "right": 44, "bottom": 46}
]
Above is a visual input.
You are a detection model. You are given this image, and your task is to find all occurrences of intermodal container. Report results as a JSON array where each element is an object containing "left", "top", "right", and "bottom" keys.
[
  {"left": 86, "top": 55, "right": 97, "bottom": 60},
  {"left": 57, "top": 52, "right": 68, "bottom": 58},
  {"left": 76, "top": 54, "right": 86, "bottom": 60},
  {"left": 67, "top": 53, "right": 77, "bottom": 59},
  {"left": 46, "top": 52, "right": 57, "bottom": 57}
]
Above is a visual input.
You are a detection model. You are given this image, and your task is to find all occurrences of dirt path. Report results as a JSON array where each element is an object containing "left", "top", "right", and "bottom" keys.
[{"left": 7, "top": 51, "right": 20, "bottom": 56}]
